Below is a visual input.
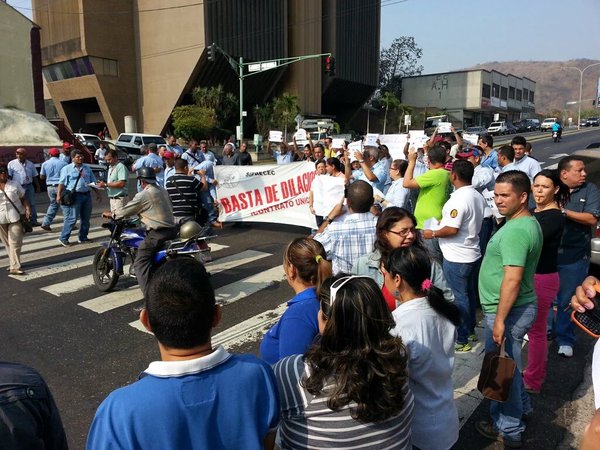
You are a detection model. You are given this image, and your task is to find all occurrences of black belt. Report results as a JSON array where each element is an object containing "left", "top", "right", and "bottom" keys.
[
  {"left": 75, "top": 191, "right": 91, "bottom": 195},
  {"left": 47, "top": 184, "right": 58, "bottom": 187}
]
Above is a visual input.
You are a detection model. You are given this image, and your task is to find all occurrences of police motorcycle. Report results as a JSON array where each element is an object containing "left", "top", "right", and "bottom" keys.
[{"left": 92, "top": 219, "right": 214, "bottom": 292}]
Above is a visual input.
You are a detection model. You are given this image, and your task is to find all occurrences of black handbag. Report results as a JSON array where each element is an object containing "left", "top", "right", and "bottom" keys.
[
  {"left": 0, "top": 186, "right": 32, "bottom": 233},
  {"left": 60, "top": 169, "right": 83, "bottom": 206}
]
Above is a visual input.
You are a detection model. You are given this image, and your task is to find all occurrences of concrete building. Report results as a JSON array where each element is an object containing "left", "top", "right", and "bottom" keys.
[
  {"left": 0, "top": 1, "right": 44, "bottom": 114},
  {"left": 401, "top": 69, "right": 536, "bottom": 128},
  {"left": 34, "top": 0, "right": 380, "bottom": 138}
]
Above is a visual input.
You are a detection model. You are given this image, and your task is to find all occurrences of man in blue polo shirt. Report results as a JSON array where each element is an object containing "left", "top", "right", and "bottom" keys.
[
  {"left": 39, "top": 148, "right": 67, "bottom": 231},
  {"left": 87, "top": 258, "right": 279, "bottom": 450},
  {"left": 56, "top": 149, "right": 101, "bottom": 246}
]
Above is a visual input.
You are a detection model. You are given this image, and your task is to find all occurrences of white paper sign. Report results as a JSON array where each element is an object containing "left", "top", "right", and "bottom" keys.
[
  {"left": 347, "top": 141, "right": 363, "bottom": 162},
  {"left": 462, "top": 133, "right": 480, "bottom": 145},
  {"left": 409, "top": 132, "right": 429, "bottom": 149},
  {"left": 269, "top": 130, "right": 283, "bottom": 143},
  {"left": 311, "top": 175, "right": 345, "bottom": 217},
  {"left": 331, "top": 138, "right": 345, "bottom": 149},
  {"left": 215, "top": 162, "right": 316, "bottom": 228},
  {"left": 379, "top": 134, "right": 408, "bottom": 160},
  {"left": 482, "top": 188, "right": 503, "bottom": 219},
  {"left": 365, "top": 133, "right": 379, "bottom": 147},
  {"left": 437, "top": 122, "right": 452, "bottom": 133},
  {"left": 294, "top": 128, "right": 307, "bottom": 140}
]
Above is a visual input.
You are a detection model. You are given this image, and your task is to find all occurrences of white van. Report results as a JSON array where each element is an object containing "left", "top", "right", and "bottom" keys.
[
  {"left": 541, "top": 118, "right": 558, "bottom": 132},
  {"left": 115, "top": 133, "right": 166, "bottom": 155}
]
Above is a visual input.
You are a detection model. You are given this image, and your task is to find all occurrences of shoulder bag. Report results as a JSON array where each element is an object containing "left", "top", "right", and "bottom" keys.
[
  {"left": 60, "top": 168, "right": 83, "bottom": 206},
  {"left": 477, "top": 339, "right": 516, "bottom": 402},
  {"left": 0, "top": 185, "right": 32, "bottom": 233}
]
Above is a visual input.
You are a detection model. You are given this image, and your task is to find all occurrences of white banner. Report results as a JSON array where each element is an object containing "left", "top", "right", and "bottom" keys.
[
  {"left": 215, "top": 162, "right": 316, "bottom": 228},
  {"left": 379, "top": 134, "right": 408, "bottom": 160}
]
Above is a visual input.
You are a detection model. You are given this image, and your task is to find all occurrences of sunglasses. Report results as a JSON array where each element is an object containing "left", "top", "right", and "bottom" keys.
[{"left": 329, "top": 276, "right": 372, "bottom": 306}]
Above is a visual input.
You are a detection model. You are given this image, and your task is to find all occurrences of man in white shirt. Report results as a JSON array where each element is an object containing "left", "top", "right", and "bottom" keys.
[
  {"left": 511, "top": 135, "right": 541, "bottom": 181},
  {"left": 422, "top": 160, "right": 485, "bottom": 352}
]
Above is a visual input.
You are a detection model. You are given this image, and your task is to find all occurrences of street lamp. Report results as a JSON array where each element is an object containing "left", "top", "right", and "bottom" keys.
[{"left": 565, "top": 62, "right": 600, "bottom": 130}]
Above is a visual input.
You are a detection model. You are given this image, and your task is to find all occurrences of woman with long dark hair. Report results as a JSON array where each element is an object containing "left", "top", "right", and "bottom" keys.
[
  {"left": 381, "top": 246, "right": 461, "bottom": 450},
  {"left": 353, "top": 207, "right": 454, "bottom": 310},
  {"left": 524, "top": 169, "right": 569, "bottom": 392},
  {"left": 260, "top": 238, "right": 332, "bottom": 364},
  {"left": 273, "top": 274, "right": 414, "bottom": 449}
]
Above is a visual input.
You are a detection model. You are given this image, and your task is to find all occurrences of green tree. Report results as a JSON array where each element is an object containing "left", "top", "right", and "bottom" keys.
[
  {"left": 379, "top": 36, "right": 423, "bottom": 98},
  {"left": 191, "top": 84, "right": 238, "bottom": 137},
  {"left": 272, "top": 93, "right": 300, "bottom": 140},
  {"left": 378, "top": 91, "right": 401, "bottom": 134},
  {"left": 253, "top": 103, "right": 273, "bottom": 140},
  {"left": 171, "top": 105, "right": 216, "bottom": 141}
]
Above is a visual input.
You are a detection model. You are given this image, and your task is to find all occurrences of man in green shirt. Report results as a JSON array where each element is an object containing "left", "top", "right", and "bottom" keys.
[
  {"left": 476, "top": 170, "right": 542, "bottom": 448},
  {"left": 97, "top": 149, "right": 129, "bottom": 213}
]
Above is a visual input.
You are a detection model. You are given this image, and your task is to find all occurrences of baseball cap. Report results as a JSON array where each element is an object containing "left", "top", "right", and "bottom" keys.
[
  {"left": 163, "top": 150, "right": 175, "bottom": 159},
  {"left": 456, "top": 147, "right": 483, "bottom": 159},
  {"left": 62, "top": 142, "right": 74, "bottom": 149},
  {"left": 48, "top": 148, "right": 60, "bottom": 157}
]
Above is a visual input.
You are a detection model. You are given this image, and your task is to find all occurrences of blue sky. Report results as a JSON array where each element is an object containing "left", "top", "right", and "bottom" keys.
[{"left": 8, "top": 0, "right": 600, "bottom": 74}]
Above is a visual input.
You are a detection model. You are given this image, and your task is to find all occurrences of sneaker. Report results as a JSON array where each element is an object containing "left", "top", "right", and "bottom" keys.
[
  {"left": 9, "top": 269, "right": 25, "bottom": 275},
  {"left": 558, "top": 345, "right": 573, "bottom": 358},
  {"left": 468, "top": 333, "right": 479, "bottom": 342},
  {"left": 475, "top": 421, "right": 522, "bottom": 448},
  {"left": 57, "top": 239, "right": 71, "bottom": 247},
  {"left": 30, "top": 221, "right": 41, "bottom": 227},
  {"left": 455, "top": 342, "right": 472, "bottom": 352},
  {"left": 523, "top": 333, "right": 529, "bottom": 342},
  {"left": 40, "top": 224, "right": 52, "bottom": 231},
  {"left": 78, "top": 238, "right": 93, "bottom": 244}
]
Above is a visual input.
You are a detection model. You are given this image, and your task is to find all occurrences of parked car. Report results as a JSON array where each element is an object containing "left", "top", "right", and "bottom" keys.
[
  {"left": 83, "top": 140, "right": 135, "bottom": 169},
  {"left": 75, "top": 133, "right": 101, "bottom": 145},
  {"left": 587, "top": 117, "right": 600, "bottom": 127},
  {"left": 515, "top": 119, "right": 540, "bottom": 132},
  {"left": 487, "top": 121, "right": 508, "bottom": 135},
  {"left": 580, "top": 119, "right": 590, "bottom": 128},
  {"left": 115, "top": 133, "right": 166, "bottom": 156},
  {"left": 541, "top": 117, "right": 558, "bottom": 131},
  {"left": 505, "top": 121, "right": 518, "bottom": 134},
  {"left": 464, "top": 126, "right": 488, "bottom": 136}
]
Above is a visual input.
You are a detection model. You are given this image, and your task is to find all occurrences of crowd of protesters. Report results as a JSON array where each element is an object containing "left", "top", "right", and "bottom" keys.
[{"left": 2, "top": 128, "right": 600, "bottom": 449}]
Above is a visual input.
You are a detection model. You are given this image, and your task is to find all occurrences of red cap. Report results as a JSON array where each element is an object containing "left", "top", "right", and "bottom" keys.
[
  {"left": 63, "top": 142, "right": 74, "bottom": 149},
  {"left": 163, "top": 151, "right": 175, "bottom": 159},
  {"left": 48, "top": 148, "right": 60, "bottom": 156}
]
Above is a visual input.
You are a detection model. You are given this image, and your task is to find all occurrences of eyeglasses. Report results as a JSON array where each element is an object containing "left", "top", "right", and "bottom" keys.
[
  {"left": 387, "top": 227, "right": 416, "bottom": 237},
  {"left": 329, "top": 275, "right": 371, "bottom": 306}
]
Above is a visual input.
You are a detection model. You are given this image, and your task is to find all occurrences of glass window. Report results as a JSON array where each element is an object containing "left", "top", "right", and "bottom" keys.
[
  {"left": 529, "top": 91, "right": 534, "bottom": 102},
  {"left": 482, "top": 83, "right": 491, "bottom": 98},
  {"left": 492, "top": 83, "right": 500, "bottom": 97},
  {"left": 134, "top": 137, "right": 143, "bottom": 145},
  {"left": 523, "top": 89, "right": 529, "bottom": 101},
  {"left": 117, "top": 134, "right": 132, "bottom": 143},
  {"left": 501, "top": 87, "right": 508, "bottom": 100},
  {"left": 516, "top": 89, "right": 522, "bottom": 101},
  {"left": 509, "top": 86, "right": 515, "bottom": 99}
]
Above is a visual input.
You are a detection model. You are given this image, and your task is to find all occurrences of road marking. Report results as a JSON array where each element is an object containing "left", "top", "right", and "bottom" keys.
[
  {"left": 549, "top": 153, "right": 569, "bottom": 159},
  {"left": 545, "top": 163, "right": 558, "bottom": 170},
  {"left": 0, "top": 229, "right": 109, "bottom": 259},
  {"left": 19, "top": 226, "right": 103, "bottom": 245},
  {"left": 207, "top": 249, "right": 270, "bottom": 274},
  {"left": 8, "top": 256, "right": 91, "bottom": 281},
  {"left": 128, "top": 265, "right": 286, "bottom": 334},
  {"left": 79, "top": 284, "right": 141, "bottom": 313}
]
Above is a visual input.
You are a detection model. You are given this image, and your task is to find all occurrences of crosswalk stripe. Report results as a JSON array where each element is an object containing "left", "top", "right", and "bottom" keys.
[
  {"left": 41, "top": 247, "right": 250, "bottom": 297},
  {"left": 128, "top": 265, "right": 286, "bottom": 334},
  {"left": 79, "top": 285, "right": 141, "bottom": 313},
  {"left": 0, "top": 229, "right": 108, "bottom": 258},
  {"left": 8, "top": 256, "right": 91, "bottom": 281},
  {"left": 21, "top": 226, "right": 103, "bottom": 245}
]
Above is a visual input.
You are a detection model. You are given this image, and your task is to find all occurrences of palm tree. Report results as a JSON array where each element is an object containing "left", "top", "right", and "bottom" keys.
[
  {"left": 379, "top": 91, "right": 400, "bottom": 134},
  {"left": 272, "top": 93, "right": 300, "bottom": 141}
]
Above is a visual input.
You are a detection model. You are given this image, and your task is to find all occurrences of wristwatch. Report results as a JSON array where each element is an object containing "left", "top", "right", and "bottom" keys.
[{"left": 561, "top": 208, "right": 567, "bottom": 216}]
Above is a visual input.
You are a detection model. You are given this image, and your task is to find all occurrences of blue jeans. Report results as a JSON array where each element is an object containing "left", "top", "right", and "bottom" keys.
[
  {"left": 42, "top": 186, "right": 60, "bottom": 227},
  {"left": 484, "top": 303, "right": 536, "bottom": 441},
  {"left": 60, "top": 192, "right": 91, "bottom": 242},
  {"left": 23, "top": 183, "right": 37, "bottom": 223},
  {"left": 443, "top": 258, "right": 478, "bottom": 344},
  {"left": 200, "top": 190, "right": 217, "bottom": 224},
  {"left": 554, "top": 258, "right": 590, "bottom": 347}
]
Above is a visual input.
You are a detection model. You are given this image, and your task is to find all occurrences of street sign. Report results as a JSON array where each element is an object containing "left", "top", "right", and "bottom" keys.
[
  {"left": 404, "top": 115, "right": 411, "bottom": 126},
  {"left": 242, "top": 111, "right": 247, "bottom": 117},
  {"left": 248, "top": 61, "right": 278, "bottom": 72}
]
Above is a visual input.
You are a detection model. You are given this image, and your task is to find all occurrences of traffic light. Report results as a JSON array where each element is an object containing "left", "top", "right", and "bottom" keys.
[
  {"left": 207, "top": 43, "right": 216, "bottom": 62},
  {"left": 325, "top": 56, "right": 335, "bottom": 76}
]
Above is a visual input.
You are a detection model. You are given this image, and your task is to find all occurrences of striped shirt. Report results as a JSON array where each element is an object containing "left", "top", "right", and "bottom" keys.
[
  {"left": 165, "top": 174, "right": 201, "bottom": 218},
  {"left": 273, "top": 354, "right": 414, "bottom": 450}
]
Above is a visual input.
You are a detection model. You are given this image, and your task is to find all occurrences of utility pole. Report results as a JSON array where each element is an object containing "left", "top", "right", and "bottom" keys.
[
  {"left": 206, "top": 43, "right": 332, "bottom": 146},
  {"left": 565, "top": 62, "right": 600, "bottom": 130}
]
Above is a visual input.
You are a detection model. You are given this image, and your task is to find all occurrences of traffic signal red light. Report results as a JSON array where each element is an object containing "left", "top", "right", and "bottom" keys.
[{"left": 325, "top": 56, "right": 335, "bottom": 76}]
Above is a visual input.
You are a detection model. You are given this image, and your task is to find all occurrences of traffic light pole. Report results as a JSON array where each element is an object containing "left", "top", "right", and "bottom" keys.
[{"left": 207, "top": 43, "right": 331, "bottom": 144}]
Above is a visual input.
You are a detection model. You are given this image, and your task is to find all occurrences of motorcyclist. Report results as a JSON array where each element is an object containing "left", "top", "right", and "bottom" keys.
[
  {"left": 103, "top": 167, "right": 176, "bottom": 297},
  {"left": 552, "top": 121, "right": 562, "bottom": 139}
]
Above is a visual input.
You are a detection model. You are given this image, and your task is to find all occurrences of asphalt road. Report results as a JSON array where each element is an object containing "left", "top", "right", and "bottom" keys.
[{"left": 1, "top": 127, "right": 600, "bottom": 449}]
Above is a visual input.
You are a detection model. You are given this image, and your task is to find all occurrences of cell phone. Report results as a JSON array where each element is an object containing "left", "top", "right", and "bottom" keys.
[{"left": 571, "top": 294, "right": 600, "bottom": 339}]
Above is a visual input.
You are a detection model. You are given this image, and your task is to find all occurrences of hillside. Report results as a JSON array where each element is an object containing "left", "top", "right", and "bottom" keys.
[{"left": 466, "top": 59, "right": 600, "bottom": 117}]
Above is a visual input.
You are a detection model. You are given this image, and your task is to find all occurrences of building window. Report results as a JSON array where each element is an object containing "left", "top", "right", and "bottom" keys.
[
  {"left": 516, "top": 89, "right": 522, "bottom": 101},
  {"left": 509, "top": 86, "right": 515, "bottom": 99},
  {"left": 523, "top": 89, "right": 529, "bottom": 102},
  {"left": 501, "top": 87, "right": 508, "bottom": 100},
  {"left": 529, "top": 91, "right": 534, "bottom": 102},
  {"left": 482, "top": 83, "right": 491, "bottom": 98},
  {"left": 492, "top": 83, "right": 500, "bottom": 98},
  {"left": 42, "top": 56, "right": 118, "bottom": 82}
]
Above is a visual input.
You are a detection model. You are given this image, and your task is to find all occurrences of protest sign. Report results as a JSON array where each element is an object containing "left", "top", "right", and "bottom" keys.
[
  {"left": 294, "top": 128, "right": 307, "bottom": 140},
  {"left": 437, "top": 122, "right": 452, "bottom": 133},
  {"left": 462, "top": 133, "right": 479, "bottom": 145},
  {"left": 481, "top": 188, "right": 503, "bottom": 219},
  {"left": 311, "top": 175, "right": 345, "bottom": 217},
  {"left": 269, "top": 130, "right": 283, "bottom": 143},
  {"left": 365, "top": 133, "right": 379, "bottom": 147},
  {"left": 215, "top": 162, "right": 316, "bottom": 228},
  {"left": 409, "top": 130, "right": 428, "bottom": 149},
  {"left": 379, "top": 134, "right": 408, "bottom": 160},
  {"left": 331, "top": 138, "right": 345, "bottom": 149}
]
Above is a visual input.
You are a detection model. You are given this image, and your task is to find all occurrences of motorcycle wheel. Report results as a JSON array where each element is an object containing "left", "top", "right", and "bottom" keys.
[{"left": 92, "top": 247, "right": 120, "bottom": 292}]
